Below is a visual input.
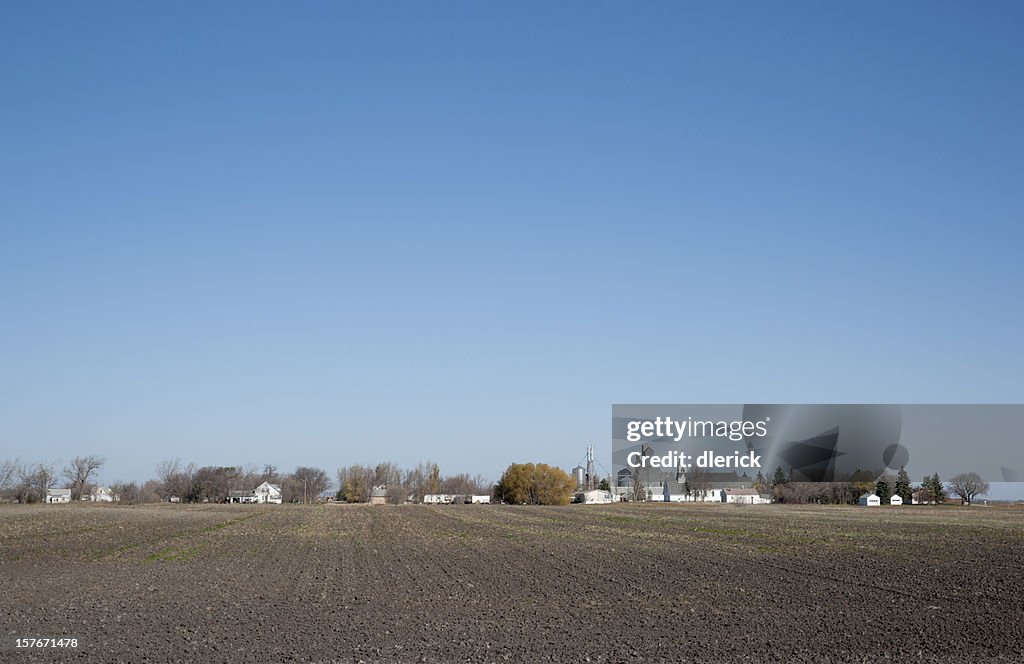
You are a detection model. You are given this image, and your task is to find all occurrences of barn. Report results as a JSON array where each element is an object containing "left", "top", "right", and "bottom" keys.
[{"left": 369, "top": 485, "right": 388, "bottom": 505}]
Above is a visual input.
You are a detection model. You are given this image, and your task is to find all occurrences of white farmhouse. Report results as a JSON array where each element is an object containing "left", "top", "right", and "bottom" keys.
[
  {"left": 89, "top": 486, "right": 117, "bottom": 503},
  {"left": 889, "top": 494, "right": 903, "bottom": 506},
  {"left": 46, "top": 488, "right": 72, "bottom": 504},
  {"left": 227, "top": 482, "right": 283, "bottom": 504},
  {"left": 858, "top": 492, "right": 881, "bottom": 506},
  {"left": 253, "top": 482, "right": 283, "bottom": 504}
]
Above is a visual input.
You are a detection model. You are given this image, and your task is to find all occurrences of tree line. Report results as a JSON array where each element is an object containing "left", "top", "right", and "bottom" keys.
[
  {"left": 334, "top": 461, "right": 490, "bottom": 504},
  {"left": 0, "top": 455, "right": 107, "bottom": 503},
  {"left": 0, "top": 456, "right": 496, "bottom": 505},
  {"left": 2, "top": 454, "right": 992, "bottom": 508},
  {"left": 755, "top": 465, "right": 991, "bottom": 505}
]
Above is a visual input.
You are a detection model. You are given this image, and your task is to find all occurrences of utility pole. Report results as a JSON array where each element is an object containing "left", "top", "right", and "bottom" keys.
[{"left": 304, "top": 478, "right": 307, "bottom": 505}]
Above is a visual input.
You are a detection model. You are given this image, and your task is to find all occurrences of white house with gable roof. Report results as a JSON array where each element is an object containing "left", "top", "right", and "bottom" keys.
[{"left": 253, "top": 481, "right": 282, "bottom": 504}]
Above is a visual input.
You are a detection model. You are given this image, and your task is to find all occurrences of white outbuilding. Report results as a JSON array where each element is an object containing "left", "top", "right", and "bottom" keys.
[
  {"left": 889, "top": 494, "right": 903, "bottom": 506},
  {"left": 576, "top": 489, "right": 616, "bottom": 504},
  {"left": 721, "top": 488, "right": 765, "bottom": 504},
  {"left": 45, "top": 488, "right": 72, "bottom": 504},
  {"left": 858, "top": 492, "right": 881, "bottom": 506}
]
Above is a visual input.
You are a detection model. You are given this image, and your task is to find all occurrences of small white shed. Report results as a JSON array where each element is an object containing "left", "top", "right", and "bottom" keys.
[
  {"left": 889, "top": 494, "right": 903, "bottom": 506},
  {"left": 858, "top": 492, "right": 881, "bottom": 506}
]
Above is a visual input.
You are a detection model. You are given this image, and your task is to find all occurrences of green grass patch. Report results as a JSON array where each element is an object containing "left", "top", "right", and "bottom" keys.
[{"left": 144, "top": 543, "right": 208, "bottom": 563}]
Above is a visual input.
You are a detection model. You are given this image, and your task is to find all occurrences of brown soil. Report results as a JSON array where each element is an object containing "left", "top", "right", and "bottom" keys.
[{"left": 1, "top": 503, "right": 1021, "bottom": 663}]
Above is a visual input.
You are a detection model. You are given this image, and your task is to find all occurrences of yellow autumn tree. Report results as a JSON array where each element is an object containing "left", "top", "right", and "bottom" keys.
[{"left": 496, "top": 463, "right": 575, "bottom": 505}]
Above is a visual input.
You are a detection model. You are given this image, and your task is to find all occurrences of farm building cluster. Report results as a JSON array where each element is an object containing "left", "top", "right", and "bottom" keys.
[
  {"left": 44, "top": 486, "right": 119, "bottom": 504},
  {"left": 225, "top": 481, "right": 283, "bottom": 504},
  {"left": 580, "top": 472, "right": 773, "bottom": 505},
  {"left": 421, "top": 493, "right": 492, "bottom": 505},
  {"left": 859, "top": 490, "right": 950, "bottom": 506},
  {"left": 569, "top": 445, "right": 772, "bottom": 505}
]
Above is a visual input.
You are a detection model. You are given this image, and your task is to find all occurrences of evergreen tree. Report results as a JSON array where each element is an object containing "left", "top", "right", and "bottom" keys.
[
  {"left": 921, "top": 473, "right": 946, "bottom": 504},
  {"left": 874, "top": 477, "right": 891, "bottom": 503},
  {"left": 894, "top": 467, "right": 912, "bottom": 504},
  {"left": 929, "top": 473, "right": 946, "bottom": 503},
  {"left": 771, "top": 465, "right": 788, "bottom": 487}
]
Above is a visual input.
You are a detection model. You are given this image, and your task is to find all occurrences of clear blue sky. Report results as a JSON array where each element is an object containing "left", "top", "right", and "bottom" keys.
[{"left": 2, "top": 2, "right": 1022, "bottom": 489}]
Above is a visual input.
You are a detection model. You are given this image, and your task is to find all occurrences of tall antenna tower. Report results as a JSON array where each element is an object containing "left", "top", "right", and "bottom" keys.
[{"left": 585, "top": 445, "right": 596, "bottom": 491}]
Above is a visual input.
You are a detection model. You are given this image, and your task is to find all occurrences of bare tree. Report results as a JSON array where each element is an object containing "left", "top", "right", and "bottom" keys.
[
  {"left": 402, "top": 460, "right": 439, "bottom": 501},
  {"left": 235, "top": 464, "right": 261, "bottom": 492},
  {"left": 628, "top": 467, "right": 645, "bottom": 502},
  {"left": 0, "top": 458, "right": 21, "bottom": 501},
  {"left": 155, "top": 458, "right": 193, "bottom": 502},
  {"left": 111, "top": 481, "right": 139, "bottom": 504},
  {"left": 156, "top": 457, "right": 180, "bottom": 499},
  {"left": 288, "top": 466, "right": 330, "bottom": 504},
  {"left": 19, "top": 462, "right": 58, "bottom": 503},
  {"left": 949, "top": 472, "right": 990, "bottom": 505},
  {"left": 191, "top": 466, "right": 238, "bottom": 503},
  {"left": 428, "top": 463, "right": 441, "bottom": 495},
  {"left": 63, "top": 455, "right": 105, "bottom": 501},
  {"left": 337, "top": 465, "right": 375, "bottom": 503},
  {"left": 373, "top": 462, "right": 403, "bottom": 488},
  {"left": 386, "top": 483, "right": 409, "bottom": 504},
  {"left": 689, "top": 467, "right": 711, "bottom": 501},
  {"left": 441, "top": 472, "right": 491, "bottom": 496},
  {"left": 140, "top": 479, "right": 163, "bottom": 503}
]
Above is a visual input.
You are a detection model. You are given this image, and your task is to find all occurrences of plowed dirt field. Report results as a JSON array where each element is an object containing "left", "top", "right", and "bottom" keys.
[{"left": 1, "top": 503, "right": 1021, "bottom": 663}]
